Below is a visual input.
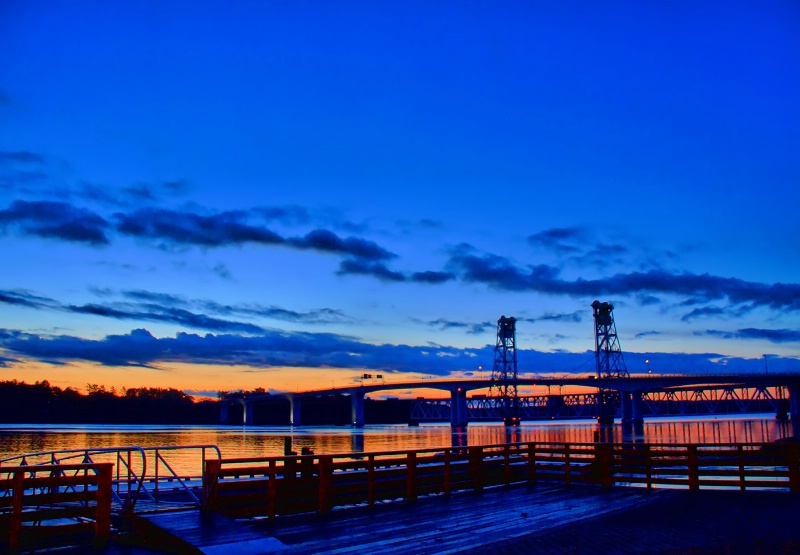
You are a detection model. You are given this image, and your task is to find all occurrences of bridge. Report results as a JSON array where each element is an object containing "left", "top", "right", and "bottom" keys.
[
  {"left": 220, "top": 307, "right": 800, "bottom": 432},
  {"left": 219, "top": 373, "right": 800, "bottom": 434}
]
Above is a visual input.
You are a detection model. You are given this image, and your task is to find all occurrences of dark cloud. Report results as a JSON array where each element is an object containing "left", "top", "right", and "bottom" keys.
[
  {"left": 255, "top": 206, "right": 311, "bottom": 225},
  {"left": 520, "top": 311, "right": 583, "bottom": 324},
  {"left": 12, "top": 286, "right": 352, "bottom": 328},
  {"left": 114, "top": 208, "right": 284, "bottom": 247},
  {"left": 0, "top": 290, "right": 57, "bottom": 310},
  {"left": 123, "top": 184, "right": 156, "bottom": 201},
  {"left": 0, "top": 201, "right": 109, "bottom": 245},
  {"left": 635, "top": 331, "right": 663, "bottom": 339},
  {"left": 527, "top": 227, "right": 651, "bottom": 272},
  {"left": 528, "top": 227, "right": 587, "bottom": 253},
  {"left": 212, "top": 262, "right": 232, "bottom": 280},
  {"left": 199, "top": 299, "right": 353, "bottom": 325},
  {"left": 0, "top": 151, "right": 46, "bottom": 164},
  {"left": 338, "top": 259, "right": 406, "bottom": 281},
  {"left": 162, "top": 179, "right": 190, "bottom": 194},
  {"left": 681, "top": 306, "right": 726, "bottom": 322},
  {"left": 447, "top": 249, "right": 800, "bottom": 312},
  {"left": 0, "top": 328, "right": 163, "bottom": 367},
  {"left": 1, "top": 327, "right": 794, "bottom": 376},
  {"left": 289, "top": 229, "right": 394, "bottom": 260},
  {"left": 120, "top": 290, "right": 187, "bottom": 307},
  {"left": 114, "top": 208, "right": 393, "bottom": 259},
  {"left": 699, "top": 328, "right": 800, "bottom": 344},
  {"left": 638, "top": 295, "right": 661, "bottom": 306},
  {"left": 0, "top": 354, "right": 19, "bottom": 367},
  {"left": 410, "top": 270, "right": 456, "bottom": 284},
  {"left": 573, "top": 243, "right": 630, "bottom": 270},
  {"left": 417, "top": 318, "right": 493, "bottom": 335},
  {"left": 0, "top": 327, "right": 484, "bottom": 372},
  {"left": 67, "top": 303, "right": 266, "bottom": 334}
]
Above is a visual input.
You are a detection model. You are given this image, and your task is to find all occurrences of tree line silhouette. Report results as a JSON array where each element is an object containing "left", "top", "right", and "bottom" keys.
[
  {"left": 0, "top": 380, "right": 218, "bottom": 424},
  {"left": 0, "top": 381, "right": 415, "bottom": 425}
]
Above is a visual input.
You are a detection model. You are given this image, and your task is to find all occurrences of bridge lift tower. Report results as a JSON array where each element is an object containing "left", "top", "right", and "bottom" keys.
[
  {"left": 592, "top": 300, "right": 628, "bottom": 424},
  {"left": 592, "top": 300, "right": 628, "bottom": 379},
  {"left": 491, "top": 315, "right": 520, "bottom": 426}
]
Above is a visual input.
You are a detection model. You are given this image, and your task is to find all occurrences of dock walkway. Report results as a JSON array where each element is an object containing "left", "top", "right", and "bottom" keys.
[
  {"left": 247, "top": 484, "right": 800, "bottom": 554},
  {"left": 58, "top": 482, "right": 800, "bottom": 554},
  {"left": 248, "top": 484, "right": 662, "bottom": 554}
]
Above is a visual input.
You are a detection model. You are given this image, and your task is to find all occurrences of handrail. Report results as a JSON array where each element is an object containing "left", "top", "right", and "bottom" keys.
[
  {"left": 0, "top": 444, "right": 221, "bottom": 512},
  {"left": 217, "top": 439, "right": 784, "bottom": 464},
  {"left": 0, "top": 463, "right": 113, "bottom": 550},
  {"left": 205, "top": 440, "right": 800, "bottom": 519}
]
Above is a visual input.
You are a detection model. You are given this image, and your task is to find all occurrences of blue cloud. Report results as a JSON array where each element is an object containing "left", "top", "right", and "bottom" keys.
[
  {"left": 1, "top": 327, "right": 795, "bottom": 376},
  {"left": 114, "top": 208, "right": 394, "bottom": 259},
  {"left": 447, "top": 248, "right": 800, "bottom": 312},
  {"left": 699, "top": 328, "right": 800, "bottom": 344},
  {"left": 0, "top": 201, "right": 110, "bottom": 245}
]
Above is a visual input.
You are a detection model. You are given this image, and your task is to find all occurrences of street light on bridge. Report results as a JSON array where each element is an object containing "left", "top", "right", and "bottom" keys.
[{"left": 646, "top": 359, "right": 651, "bottom": 374}]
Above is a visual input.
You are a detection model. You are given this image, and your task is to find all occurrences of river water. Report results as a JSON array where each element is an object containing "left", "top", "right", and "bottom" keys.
[{"left": 0, "top": 414, "right": 792, "bottom": 464}]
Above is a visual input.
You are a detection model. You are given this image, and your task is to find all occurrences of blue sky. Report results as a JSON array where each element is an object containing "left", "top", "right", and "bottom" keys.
[{"left": 1, "top": 1, "right": 799, "bottom": 395}]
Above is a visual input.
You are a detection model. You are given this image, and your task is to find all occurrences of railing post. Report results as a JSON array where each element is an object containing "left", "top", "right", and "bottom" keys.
[
  {"left": 527, "top": 443, "right": 537, "bottom": 485},
  {"left": 153, "top": 449, "right": 159, "bottom": 502},
  {"left": 202, "top": 458, "right": 221, "bottom": 509},
  {"left": 596, "top": 443, "right": 613, "bottom": 488},
  {"left": 318, "top": 456, "right": 333, "bottom": 514},
  {"left": 469, "top": 446, "right": 484, "bottom": 492},
  {"left": 564, "top": 443, "right": 571, "bottom": 486},
  {"left": 503, "top": 445, "right": 511, "bottom": 487},
  {"left": 788, "top": 442, "right": 799, "bottom": 494},
  {"left": 737, "top": 445, "right": 746, "bottom": 492},
  {"left": 444, "top": 450, "right": 452, "bottom": 496},
  {"left": 688, "top": 446, "right": 699, "bottom": 490},
  {"left": 367, "top": 455, "right": 375, "bottom": 507},
  {"left": 9, "top": 469, "right": 23, "bottom": 549},
  {"left": 406, "top": 452, "right": 417, "bottom": 502},
  {"left": 95, "top": 464, "right": 112, "bottom": 544},
  {"left": 268, "top": 460, "right": 277, "bottom": 519},
  {"left": 645, "top": 445, "right": 652, "bottom": 490}
]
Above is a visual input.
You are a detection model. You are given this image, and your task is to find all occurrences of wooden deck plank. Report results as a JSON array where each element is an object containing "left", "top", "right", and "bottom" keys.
[
  {"left": 134, "top": 509, "right": 287, "bottom": 554},
  {"left": 247, "top": 484, "right": 666, "bottom": 554}
]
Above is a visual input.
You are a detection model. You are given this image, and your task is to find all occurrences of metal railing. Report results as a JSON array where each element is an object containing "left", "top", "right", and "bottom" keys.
[{"left": 0, "top": 444, "right": 221, "bottom": 513}]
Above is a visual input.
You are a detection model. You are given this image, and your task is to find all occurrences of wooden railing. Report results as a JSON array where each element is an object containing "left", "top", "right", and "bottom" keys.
[
  {"left": 203, "top": 441, "right": 800, "bottom": 519},
  {"left": 0, "top": 463, "right": 113, "bottom": 550}
]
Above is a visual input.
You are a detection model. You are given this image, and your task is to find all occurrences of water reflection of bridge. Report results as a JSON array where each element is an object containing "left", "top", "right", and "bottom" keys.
[
  {"left": 221, "top": 374, "right": 800, "bottom": 437},
  {"left": 412, "top": 385, "right": 791, "bottom": 423}
]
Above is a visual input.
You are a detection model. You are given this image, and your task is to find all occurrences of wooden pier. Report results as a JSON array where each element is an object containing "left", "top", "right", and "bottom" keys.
[
  {"left": 2, "top": 440, "right": 799, "bottom": 552},
  {"left": 203, "top": 440, "right": 800, "bottom": 520}
]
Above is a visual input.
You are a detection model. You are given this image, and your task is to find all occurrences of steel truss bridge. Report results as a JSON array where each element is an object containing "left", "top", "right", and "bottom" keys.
[
  {"left": 410, "top": 385, "right": 791, "bottom": 422},
  {"left": 220, "top": 373, "right": 800, "bottom": 430}
]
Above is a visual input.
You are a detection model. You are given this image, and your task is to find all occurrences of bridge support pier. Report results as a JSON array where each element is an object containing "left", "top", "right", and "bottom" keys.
[
  {"left": 597, "top": 390, "right": 616, "bottom": 425},
  {"left": 621, "top": 391, "right": 633, "bottom": 423},
  {"left": 243, "top": 401, "right": 254, "bottom": 426},
  {"left": 219, "top": 403, "right": 229, "bottom": 424},
  {"left": 290, "top": 397, "right": 302, "bottom": 426},
  {"left": 450, "top": 389, "right": 468, "bottom": 427},
  {"left": 631, "top": 391, "right": 644, "bottom": 424},
  {"left": 351, "top": 391, "right": 365, "bottom": 428},
  {"left": 789, "top": 385, "right": 800, "bottom": 439}
]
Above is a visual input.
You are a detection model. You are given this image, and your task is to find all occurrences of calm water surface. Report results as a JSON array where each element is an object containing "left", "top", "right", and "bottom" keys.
[{"left": 0, "top": 414, "right": 791, "bottom": 464}]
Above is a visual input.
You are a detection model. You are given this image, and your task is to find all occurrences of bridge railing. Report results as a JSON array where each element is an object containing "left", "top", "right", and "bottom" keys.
[{"left": 202, "top": 440, "right": 800, "bottom": 519}]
